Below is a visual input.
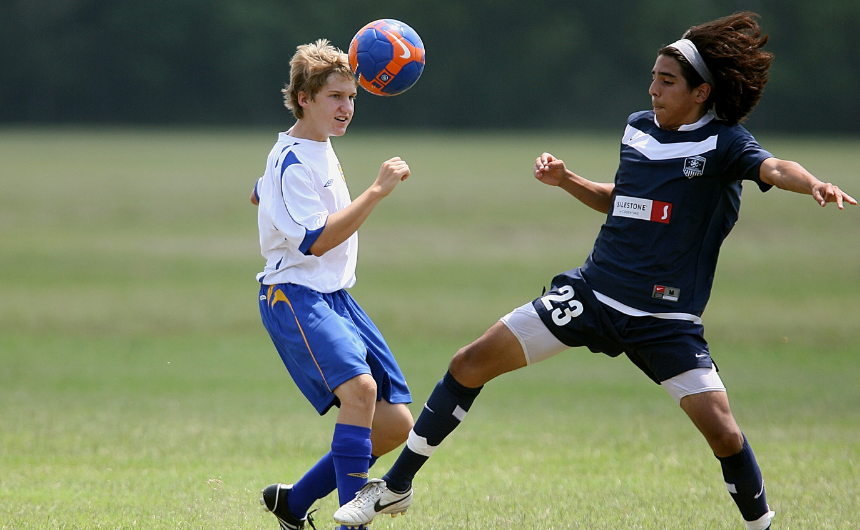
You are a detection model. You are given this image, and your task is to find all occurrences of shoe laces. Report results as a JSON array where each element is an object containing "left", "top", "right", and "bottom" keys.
[{"left": 349, "top": 480, "right": 385, "bottom": 507}]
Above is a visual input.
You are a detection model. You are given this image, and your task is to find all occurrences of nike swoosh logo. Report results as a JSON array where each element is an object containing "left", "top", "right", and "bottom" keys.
[
  {"left": 389, "top": 32, "right": 411, "bottom": 59},
  {"left": 374, "top": 497, "right": 408, "bottom": 512},
  {"left": 754, "top": 482, "right": 765, "bottom": 499},
  {"left": 695, "top": 353, "right": 708, "bottom": 358}
]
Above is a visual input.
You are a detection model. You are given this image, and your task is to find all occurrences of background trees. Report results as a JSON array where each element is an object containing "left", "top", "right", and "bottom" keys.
[{"left": 2, "top": 0, "right": 858, "bottom": 132}]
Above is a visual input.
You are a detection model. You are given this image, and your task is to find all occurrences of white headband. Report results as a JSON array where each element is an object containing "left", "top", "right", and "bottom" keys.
[{"left": 667, "top": 38, "right": 715, "bottom": 88}]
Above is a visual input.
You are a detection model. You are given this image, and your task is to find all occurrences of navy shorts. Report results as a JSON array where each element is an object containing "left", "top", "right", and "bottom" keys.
[
  {"left": 259, "top": 283, "right": 412, "bottom": 415},
  {"left": 532, "top": 268, "right": 714, "bottom": 384}
]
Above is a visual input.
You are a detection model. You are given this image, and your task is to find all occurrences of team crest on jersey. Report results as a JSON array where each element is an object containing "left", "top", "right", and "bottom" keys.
[{"left": 683, "top": 156, "right": 706, "bottom": 178}]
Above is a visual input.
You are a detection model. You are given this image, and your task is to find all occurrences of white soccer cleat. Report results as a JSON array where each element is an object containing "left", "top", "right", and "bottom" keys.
[{"left": 333, "top": 478, "right": 413, "bottom": 528}]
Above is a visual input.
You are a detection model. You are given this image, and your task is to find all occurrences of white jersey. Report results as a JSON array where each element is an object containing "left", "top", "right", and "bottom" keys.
[{"left": 255, "top": 132, "right": 357, "bottom": 292}]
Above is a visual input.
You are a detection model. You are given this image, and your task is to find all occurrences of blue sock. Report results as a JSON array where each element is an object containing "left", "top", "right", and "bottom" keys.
[
  {"left": 717, "top": 434, "right": 770, "bottom": 523},
  {"left": 383, "top": 371, "right": 482, "bottom": 492},
  {"left": 331, "top": 423, "right": 373, "bottom": 507},
  {"left": 288, "top": 452, "right": 336, "bottom": 518},
  {"left": 288, "top": 451, "right": 379, "bottom": 519}
]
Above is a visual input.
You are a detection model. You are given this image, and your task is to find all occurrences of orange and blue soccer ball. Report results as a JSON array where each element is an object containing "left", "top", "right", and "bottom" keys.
[{"left": 348, "top": 19, "right": 425, "bottom": 96}]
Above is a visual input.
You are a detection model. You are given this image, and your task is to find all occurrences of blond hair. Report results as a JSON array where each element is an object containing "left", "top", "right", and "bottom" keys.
[{"left": 282, "top": 39, "right": 355, "bottom": 119}]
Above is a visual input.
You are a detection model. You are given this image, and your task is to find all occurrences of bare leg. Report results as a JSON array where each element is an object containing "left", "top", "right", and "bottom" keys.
[
  {"left": 681, "top": 390, "right": 773, "bottom": 529},
  {"left": 679, "top": 390, "right": 743, "bottom": 457},
  {"left": 370, "top": 400, "right": 414, "bottom": 456},
  {"left": 334, "top": 321, "right": 533, "bottom": 527},
  {"left": 449, "top": 321, "right": 528, "bottom": 388}
]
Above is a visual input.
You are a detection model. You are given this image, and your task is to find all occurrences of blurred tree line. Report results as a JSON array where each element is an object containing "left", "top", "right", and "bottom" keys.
[{"left": 2, "top": 0, "right": 858, "bottom": 132}]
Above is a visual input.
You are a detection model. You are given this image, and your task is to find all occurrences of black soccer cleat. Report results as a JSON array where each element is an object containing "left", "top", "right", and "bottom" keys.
[{"left": 260, "top": 483, "right": 316, "bottom": 530}]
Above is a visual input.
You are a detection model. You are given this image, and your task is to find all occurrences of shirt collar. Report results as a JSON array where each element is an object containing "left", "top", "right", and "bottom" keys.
[{"left": 653, "top": 112, "right": 715, "bottom": 131}]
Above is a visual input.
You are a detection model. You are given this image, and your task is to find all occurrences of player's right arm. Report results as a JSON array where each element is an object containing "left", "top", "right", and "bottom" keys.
[
  {"left": 308, "top": 157, "right": 410, "bottom": 257},
  {"left": 534, "top": 152, "right": 614, "bottom": 214},
  {"left": 251, "top": 176, "right": 261, "bottom": 205}
]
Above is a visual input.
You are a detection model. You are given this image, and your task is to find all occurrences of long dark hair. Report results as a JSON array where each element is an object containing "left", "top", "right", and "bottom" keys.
[{"left": 659, "top": 11, "right": 773, "bottom": 125}]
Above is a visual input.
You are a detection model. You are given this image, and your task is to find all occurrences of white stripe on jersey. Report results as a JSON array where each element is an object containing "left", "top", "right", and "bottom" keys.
[
  {"left": 593, "top": 290, "right": 703, "bottom": 324},
  {"left": 622, "top": 125, "right": 717, "bottom": 161}
]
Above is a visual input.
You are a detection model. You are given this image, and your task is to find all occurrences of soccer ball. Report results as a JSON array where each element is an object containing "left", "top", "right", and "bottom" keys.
[{"left": 348, "top": 19, "right": 425, "bottom": 96}]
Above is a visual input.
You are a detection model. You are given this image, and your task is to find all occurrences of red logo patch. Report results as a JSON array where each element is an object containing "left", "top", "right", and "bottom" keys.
[{"left": 650, "top": 201, "right": 672, "bottom": 224}]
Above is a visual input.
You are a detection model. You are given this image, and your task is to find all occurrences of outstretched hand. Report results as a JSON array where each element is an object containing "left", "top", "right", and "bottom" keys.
[
  {"left": 760, "top": 157, "right": 856, "bottom": 210},
  {"left": 811, "top": 181, "right": 856, "bottom": 209}
]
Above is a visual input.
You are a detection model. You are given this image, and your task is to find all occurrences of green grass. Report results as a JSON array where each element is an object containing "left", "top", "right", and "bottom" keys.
[{"left": 1, "top": 127, "right": 858, "bottom": 529}]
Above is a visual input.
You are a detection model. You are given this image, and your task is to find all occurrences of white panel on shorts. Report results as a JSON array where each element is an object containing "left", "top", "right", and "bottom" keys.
[
  {"left": 499, "top": 303, "right": 726, "bottom": 405},
  {"left": 499, "top": 302, "right": 568, "bottom": 365},
  {"left": 661, "top": 365, "right": 726, "bottom": 405}
]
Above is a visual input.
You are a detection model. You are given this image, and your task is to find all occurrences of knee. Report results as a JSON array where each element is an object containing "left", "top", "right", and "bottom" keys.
[
  {"left": 336, "top": 375, "right": 378, "bottom": 411},
  {"left": 711, "top": 427, "right": 745, "bottom": 458},
  {"left": 449, "top": 344, "right": 482, "bottom": 381},
  {"left": 448, "top": 346, "right": 470, "bottom": 377},
  {"left": 680, "top": 392, "right": 745, "bottom": 457}
]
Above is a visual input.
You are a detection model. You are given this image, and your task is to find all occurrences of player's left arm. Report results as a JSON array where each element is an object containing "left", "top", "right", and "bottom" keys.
[{"left": 759, "top": 157, "right": 856, "bottom": 209}]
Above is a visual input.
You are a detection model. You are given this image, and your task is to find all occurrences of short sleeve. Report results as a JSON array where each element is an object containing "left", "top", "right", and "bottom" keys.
[
  {"left": 281, "top": 163, "right": 329, "bottom": 232},
  {"left": 722, "top": 127, "right": 774, "bottom": 192}
]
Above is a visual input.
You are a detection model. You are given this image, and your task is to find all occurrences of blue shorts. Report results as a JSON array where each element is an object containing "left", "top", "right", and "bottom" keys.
[
  {"left": 532, "top": 268, "right": 714, "bottom": 384},
  {"left": 259, "top": 283, "right": 412, "bottom": 415}
]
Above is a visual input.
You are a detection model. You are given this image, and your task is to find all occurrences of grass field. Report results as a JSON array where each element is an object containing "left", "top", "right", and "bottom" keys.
[{"left": 1, "top": 127, "right": 858, "bottom": 529}]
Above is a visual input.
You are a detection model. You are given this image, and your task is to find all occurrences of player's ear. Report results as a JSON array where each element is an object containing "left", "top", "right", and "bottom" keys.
[
  {"left": 695, "top": 83, "right": 711, "bottom": 103},
  {"left": 297, "top": 91, "right": 311, "bottom": 108}
]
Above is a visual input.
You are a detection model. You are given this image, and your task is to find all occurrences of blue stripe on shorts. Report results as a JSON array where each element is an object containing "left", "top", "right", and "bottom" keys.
[{"left": 259, "top": 282, "right": 411, "bottom": 415}]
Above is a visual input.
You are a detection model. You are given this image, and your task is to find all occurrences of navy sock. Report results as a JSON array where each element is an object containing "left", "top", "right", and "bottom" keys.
[
  {"left": 331, "top": 423, "right": 373, "bottom": 507},
  {"left": 288, "top": 452, "right": 378, "bottom": 518},
  {"left": 717, "top": 434, "right": 770, "bottom": 523},
  {"left": 383, "top": 371, "right": 482, "bottom": 492}
]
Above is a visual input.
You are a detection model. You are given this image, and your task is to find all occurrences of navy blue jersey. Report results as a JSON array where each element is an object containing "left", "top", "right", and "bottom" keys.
[{"left": 580, "top": 111, "right": 773, "bottom": 317}]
